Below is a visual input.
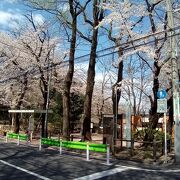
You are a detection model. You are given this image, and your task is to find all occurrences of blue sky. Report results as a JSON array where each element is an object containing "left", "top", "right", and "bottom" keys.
[
  {"left": 0, "top": 0, "right": 115, "bottom": 53},
  {"left": 0, "top": 0, "right": 94, "bottom": 74},
  {"left": 0, "top": 0, "right": 45, "bottom": 32}
]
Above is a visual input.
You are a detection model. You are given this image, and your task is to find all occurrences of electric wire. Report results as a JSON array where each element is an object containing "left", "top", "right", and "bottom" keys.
[{"left": 0, "top": 27, "right": 180, "bottom": 83}]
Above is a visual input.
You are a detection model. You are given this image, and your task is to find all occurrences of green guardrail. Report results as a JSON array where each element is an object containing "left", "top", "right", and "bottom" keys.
[
  {"left": 8, "top": 133, "right": 27, "bottom": 141},
  {"left": 41, "top": 138, "right": 59, "bottom": 147},
  {"left": 41, "top": 138, "right": 107, "bottom": 153}
]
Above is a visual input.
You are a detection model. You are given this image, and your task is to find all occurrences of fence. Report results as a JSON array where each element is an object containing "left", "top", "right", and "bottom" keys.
[
  {"left": 3, "top": 133, "right": 110, "bottom": 165},
  {"left": 40, "top": 138, "right": 110, "bottom": 165},
  {"left": 6, "top": 132, "right": 27, "bottom": 145}
]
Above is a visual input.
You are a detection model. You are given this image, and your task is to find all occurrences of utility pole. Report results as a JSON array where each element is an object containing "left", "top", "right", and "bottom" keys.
[{"left": 166, "top": 0, "right": 180, "bottom": 163}]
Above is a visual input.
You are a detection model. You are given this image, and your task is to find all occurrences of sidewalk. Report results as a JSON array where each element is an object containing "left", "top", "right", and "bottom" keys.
[{"left": 113, "top": 153, "right": 180, "bottom": 171}]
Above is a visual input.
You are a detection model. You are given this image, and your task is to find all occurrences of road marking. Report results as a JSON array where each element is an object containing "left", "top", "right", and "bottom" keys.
[
  {"left": 75, "top": 165, "right": 180, "bottom": 180},
  {"left": 74, "top": 166, "right": 129, "bottom": 180},
  {"left": 120, "top": 165, "right": 180, "bottom": 173},
  {"left": 0, "top": 160, "right": 52, "bottom": 180}
]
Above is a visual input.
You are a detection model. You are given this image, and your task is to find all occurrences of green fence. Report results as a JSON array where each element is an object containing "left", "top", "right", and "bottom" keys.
[
  {"left": 5, "top": 135, "right": 110, "bottom": 165},
  {"left": 7, "top": 133, "right": 27, "bottom": 141},
  {"left": 41, "top": 138, "right": 107, "bottom": 153}
]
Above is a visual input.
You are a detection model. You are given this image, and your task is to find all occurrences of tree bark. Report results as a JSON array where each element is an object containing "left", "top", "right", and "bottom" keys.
[
  {"left": 41, "top": 96, "right": 47, "bottom": 137},
  {"left": 62, "top": 1, "right": 77, "bottom": 140},
  {"left": 13, "top": 74, "right": 28, "bottom": 133},
  {"left": 112, "top": 47, "right": 123, "bottom": 116},
  {"left": 81, "top": 28, "right": 98, "bottom": 141},
  {"left": 81, "top": 0, "right": 104, "bottom": 141}
]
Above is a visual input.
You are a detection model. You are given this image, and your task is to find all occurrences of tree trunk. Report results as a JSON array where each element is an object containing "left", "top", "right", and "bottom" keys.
[
  {"left": 13, "top": 74, "right": 28, "bottom": 134},
  {"left": 62, "top": 8, "right": 77, "bottom": 140},
  {"left": 13, "top": 113, "right": 20, "bottom": 133},
  {"left": 167, "top": 96, "right": 173, "bottom": 135},
  {"left": 81, "top": 0, "right": 103, "bottom": 141},
  {"left": 81, "top": 28, "right": 98, "bottom": 140},
  {"left": 41, "top": 98, "right": 47, "bottom": 137},
  {"left": 111, "top": 47, "right": 123, "bottom": 146},
  {"left": 112, "top": 48, "right": 123, "bottom": 115},
  {"left": 144, "top": 61, "right": 161, "bottom": 142},
  {"left": 39, "top": 74, "right": 48, "bottom": 137},
  {"left": 143, "top": 0, "right": 165, "bottom": 142}
]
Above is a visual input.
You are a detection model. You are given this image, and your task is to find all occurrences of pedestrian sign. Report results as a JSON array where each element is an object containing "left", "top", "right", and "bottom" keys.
[
  {"left": 157, "top": 99, "right": 167, "bottom": 113},
  {"left": 157, "top": 90, "right": 167, "bottom": 99}
]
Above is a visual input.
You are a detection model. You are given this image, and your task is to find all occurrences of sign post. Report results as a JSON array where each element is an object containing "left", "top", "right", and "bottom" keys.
[
  {"left": 126, "top": 101, "right": 131, "bottom": 148},
  {"left": 28, "top": 115, "right": 34, "bottom": 141},
  {"left": 157, "top": 90, "right": 167, "bottom": 163},
  {"left": 164, "top": 112, "right": 167, "bottom": 163}
]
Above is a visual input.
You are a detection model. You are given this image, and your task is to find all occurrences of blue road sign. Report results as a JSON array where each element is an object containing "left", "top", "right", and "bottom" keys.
[{"left": 157, "top": 90, "right": 167, "bottom": 99}]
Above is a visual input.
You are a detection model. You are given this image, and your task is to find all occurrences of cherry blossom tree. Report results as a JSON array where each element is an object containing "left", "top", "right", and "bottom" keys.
[
  {"left": 24, "top": 0, "right": 91, "bottom": 140},
  {"left": 0, "top": 15, "right": 64, "bottom": 135},
  {"left": 92, "top": 58, "right": 113, "bottom": 128},
  {"left": 122, "top": 55, "right": 152, "bottom": 116},
  {"left": 98, "top": 0, "right": 178, "bottom": 141},
  {"left": 98, "top": 0, "right": 146, "bottom": 129}
]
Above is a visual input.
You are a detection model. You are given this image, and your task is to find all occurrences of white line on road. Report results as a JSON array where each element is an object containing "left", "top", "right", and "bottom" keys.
[
  {"left": 0, "top": 160, "right": 52, "bottom": 180},
  {"left": 117, "top": 165, "right": 180, "bottom": 173},
  {"left": 74, "top": 166, "right": 129, "bottom": 180},
  {"left": 74, "top": 165, "right": 180, "bottom": 180}
]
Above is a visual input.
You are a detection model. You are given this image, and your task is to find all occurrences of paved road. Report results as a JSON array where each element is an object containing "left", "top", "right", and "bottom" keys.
[{"left": 0, "top": 140, "right": 180, "bottom": 180}]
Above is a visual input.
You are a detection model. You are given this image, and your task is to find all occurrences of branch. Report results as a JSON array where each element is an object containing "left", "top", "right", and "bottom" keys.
[
  {"left": 131, "top": 16, "right": 144, "bottom": 31},
  {"left": 160, "top": 55, "right": 171, "bottom": 68},
  {"left": 76, "top": 0, "right": 91, "bottom": 16},
  {"left": 152, "top": 0, "right": 163, "bottom": 9},
  {"left": 154, "top": 12, "right": 168, "bottom": 55},
  {"left": 108, "top": 22, "right": 120, "bottom": 42},
  {"left": 24, "top": 13, "right": 47, "bottom": 43},
  {"left": 82, "top": 10, "right": 94, "bottom": 27},
  {"left": 137, "top": 52, "right": 154, "bottom": 72},
  {"left": 76, "top": 28, "right": 92, "bottom": 43}
]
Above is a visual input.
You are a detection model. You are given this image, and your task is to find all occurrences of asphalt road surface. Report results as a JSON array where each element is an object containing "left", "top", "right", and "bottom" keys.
[{"left": 0, "top": 140, "right": 180, "bottom": 180}]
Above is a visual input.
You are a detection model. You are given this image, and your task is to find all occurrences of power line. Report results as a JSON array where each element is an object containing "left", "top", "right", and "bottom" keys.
[
  {"left": 0, "top": 27, "right": 180, "bottom": 83},
  {"left": 0, "top": 25, "right": 180, "bottom": 60},
  {"left": 1, "top": 31, "right": 180, "bottom": 83},
  {"left": 97, "top": 31, "right": 180, "bottom": 58},
  {"left": 75, "top": 25, "right": 180, "bottom": 60}
]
